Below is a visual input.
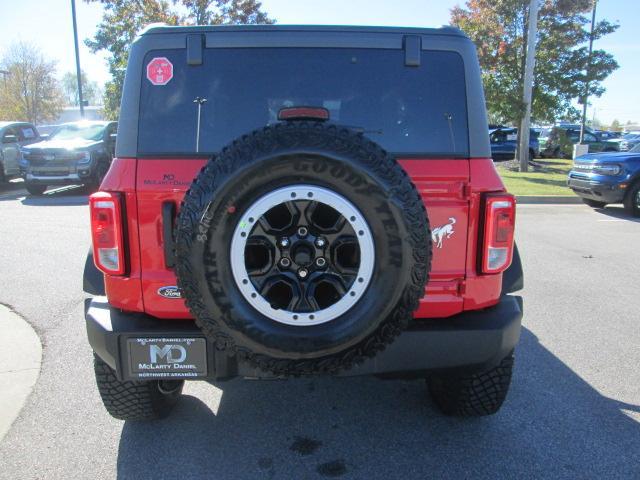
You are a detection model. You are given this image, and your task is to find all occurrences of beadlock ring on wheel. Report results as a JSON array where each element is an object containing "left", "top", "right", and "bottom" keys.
[{"left": 230, "top": 185, "right": 375, "bottom": 326}]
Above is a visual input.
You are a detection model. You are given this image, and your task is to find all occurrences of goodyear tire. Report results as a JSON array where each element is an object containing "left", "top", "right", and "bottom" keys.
[{"left": 175, "top": 122, "right": 431, "bottom": 375}]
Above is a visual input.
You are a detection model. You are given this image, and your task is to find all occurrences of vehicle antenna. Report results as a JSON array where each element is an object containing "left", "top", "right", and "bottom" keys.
[{"left": 193, "top": 97, "right": 208, "bottom": 153}]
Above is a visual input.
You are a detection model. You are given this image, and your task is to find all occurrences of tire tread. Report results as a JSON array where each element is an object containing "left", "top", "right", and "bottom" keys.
[
  {"left": 428, "top": 354, "right": 514, "bottom": 417},
  {"left": 93, "top": 355, "right": 182, "bottom": 421}
]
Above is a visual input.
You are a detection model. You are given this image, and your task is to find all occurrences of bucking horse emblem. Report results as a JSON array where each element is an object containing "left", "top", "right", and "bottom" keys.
[{"left": 431, "top": 217, "right": 456, "bottom": 249}]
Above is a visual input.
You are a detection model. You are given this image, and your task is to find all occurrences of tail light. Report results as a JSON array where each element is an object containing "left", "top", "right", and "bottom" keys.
[
  {"left": 90, "top": 192, "right": 125, "bottom": 275},
  {"left": 482, "top": 194, "right": 516, "bottom": 274}
]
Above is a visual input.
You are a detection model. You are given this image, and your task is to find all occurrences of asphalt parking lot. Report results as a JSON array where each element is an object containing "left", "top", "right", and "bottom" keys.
[{"left": 0, "top": 181, "right": 638, "bottom": 479}]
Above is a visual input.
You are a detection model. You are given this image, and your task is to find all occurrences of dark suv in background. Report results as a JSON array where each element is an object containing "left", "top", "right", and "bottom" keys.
[
  {"left": 540, "top": 125, "right": 619, "bottom": 158},
  {"left": 20, "top": 121, "right": 117, "bottom": 195},
  {"left": 489, "top": 126, "right": 539, "bottom": 161}
]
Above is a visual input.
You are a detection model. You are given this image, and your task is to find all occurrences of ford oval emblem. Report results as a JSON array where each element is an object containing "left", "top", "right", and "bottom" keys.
[{"left": 157, "top": 286, "right": 182, "bottom": 299}]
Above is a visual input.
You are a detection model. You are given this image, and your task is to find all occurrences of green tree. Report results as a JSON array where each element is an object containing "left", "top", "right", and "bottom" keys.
[
  {"left": 609, "top": 118, "right": 621, "bottom": 132},
  {"left": 85, "top": 1, "right": 180, "bottom": 119},
  {"left": 0, "top": 41, "right": 64, "bottom": 124},
  {"left": 61, "top": 70, "right": 103, "bottom": 106},
  {"left": 86, "top": 0, "right": 274, "bottom": 119},
  {"left": 182, "top": 0, "right": 274, "bottom": 25},
  {"left": 451, "top": 0, "right": 619, "bottom": 126}
]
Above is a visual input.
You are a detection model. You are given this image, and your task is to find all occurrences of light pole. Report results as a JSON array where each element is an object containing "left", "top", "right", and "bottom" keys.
[
  {"left": 579, "top": 0, "right": 598, "bottom": 143},
  {"left": 71, "top": 0, "right": 85, "bottom": 118}
]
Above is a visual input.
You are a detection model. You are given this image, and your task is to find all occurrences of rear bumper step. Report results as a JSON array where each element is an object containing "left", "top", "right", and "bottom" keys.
[{"left": 85, "top": 295, "right": 522, "bottom": 381}]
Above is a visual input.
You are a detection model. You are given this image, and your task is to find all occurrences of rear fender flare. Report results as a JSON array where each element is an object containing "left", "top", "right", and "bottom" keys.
[{"left": 501, "top": 243, "right": 523, "bottom": 294}]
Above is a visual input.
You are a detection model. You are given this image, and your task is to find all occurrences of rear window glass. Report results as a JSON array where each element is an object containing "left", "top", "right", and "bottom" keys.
[{"left": 138, "top": 48, "right": 469, "bottom": 156}]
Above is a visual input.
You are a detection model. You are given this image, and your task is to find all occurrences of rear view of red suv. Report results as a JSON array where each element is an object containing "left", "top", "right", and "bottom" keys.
[{"left": 83, "top": 25, "right": 523, "bottom": 420}]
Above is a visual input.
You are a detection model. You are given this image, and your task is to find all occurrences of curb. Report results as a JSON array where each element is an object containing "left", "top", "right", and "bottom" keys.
[
  {"left": 0, "top": 305, "right": 42, "bottom": 442},
  {"left": 516, "top": 195, "right": 583, "bottom": 204}
]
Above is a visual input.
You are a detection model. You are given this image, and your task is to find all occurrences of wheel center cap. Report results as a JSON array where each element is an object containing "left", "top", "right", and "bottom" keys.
[{"left": 292, "top": 242, "right": 314, "bottom": 267}]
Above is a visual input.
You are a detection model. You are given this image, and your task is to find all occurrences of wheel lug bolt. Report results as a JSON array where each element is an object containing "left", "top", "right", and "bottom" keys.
[
  {"left": 315, "top": 257, "right": 326, "bottom": 267},
  {"left": 298, "top": 268, "right": 308, "bottom": 279},
  {"left": 315, "top": 238, "right": 326, "bottom": 248},
  {"left": 279, "top": 257, "right": 291, "bottom": 268},
  {"left": 297, "top": 226, "right": 308, "bottom": 237},
  {"left": 279, "top": 237, "right": 289, "bottom": 248}
]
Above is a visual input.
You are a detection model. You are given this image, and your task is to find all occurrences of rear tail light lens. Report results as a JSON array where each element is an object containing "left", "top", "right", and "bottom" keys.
[
  {"left": 482, "top": 194, "right": 516, "bottom": 274},
  {"left": 90, "top": 192, "right": 125, "bottom": 275}
]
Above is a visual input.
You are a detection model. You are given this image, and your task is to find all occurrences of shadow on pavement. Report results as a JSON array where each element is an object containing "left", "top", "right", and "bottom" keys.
[
  {"left": 19, "top": 185, "right": 89, "bottom": 207},
  {"left": 116, "top": 328, "right": 640, "bottom": 479},
  {"left": 592, "top": 205, "right": 640, "bottom": 223},
  {"left": 0, "top": 180, "right": 27, "bottom": 201}
]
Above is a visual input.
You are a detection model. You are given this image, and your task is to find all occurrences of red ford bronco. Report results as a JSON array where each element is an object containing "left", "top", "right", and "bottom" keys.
[{"left": 83, "top": 25, "right": 523, "bottom": 420}]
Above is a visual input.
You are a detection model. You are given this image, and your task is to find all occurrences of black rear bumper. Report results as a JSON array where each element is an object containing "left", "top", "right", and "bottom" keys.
[{"left": 85, "top": 295, "right": 523, "bottom": 381}]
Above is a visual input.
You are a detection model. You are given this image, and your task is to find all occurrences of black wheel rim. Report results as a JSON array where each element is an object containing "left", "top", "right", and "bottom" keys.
[{"left": 230, "top": 185, "right": 375, "bottom": 326}]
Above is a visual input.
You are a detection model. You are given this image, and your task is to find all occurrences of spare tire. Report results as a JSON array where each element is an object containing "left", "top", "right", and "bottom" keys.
[{"left": 175, "top": 122, "right": 431, "bottom": 375}]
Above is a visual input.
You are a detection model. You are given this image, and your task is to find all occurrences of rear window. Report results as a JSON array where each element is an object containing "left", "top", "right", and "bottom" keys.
[{"left": 138, "top": 48, "right": 469, "bottom": 157}]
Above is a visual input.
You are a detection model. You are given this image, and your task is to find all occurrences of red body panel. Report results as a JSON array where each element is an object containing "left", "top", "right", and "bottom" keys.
[
  {"left": 136, "top": 159, "right": 204, "bottom": 318},
  {"left": 100, "top": 158, "right": 144, "bottom": 312},
  {"left": 100, "top": 156, "right": 507, "bottom": 320},
  {"left": 399, "top": 159, "right": 469, "bottom": 317}
]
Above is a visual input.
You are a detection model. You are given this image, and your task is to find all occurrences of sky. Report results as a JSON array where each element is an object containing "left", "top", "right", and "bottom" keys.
[{"left": 0, "top": 0, "right": 637, "bottom": 125}]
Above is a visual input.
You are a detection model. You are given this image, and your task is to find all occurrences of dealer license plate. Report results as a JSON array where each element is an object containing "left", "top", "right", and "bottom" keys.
[{"left": 127, "top": 337, "right": 207, "bottom": 379}]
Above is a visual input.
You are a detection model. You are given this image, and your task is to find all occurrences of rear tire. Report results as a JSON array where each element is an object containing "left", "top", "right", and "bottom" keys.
[
  {"left": 25, "top": 183, "right": 46, "bottom": 196},
  {"left": 93, "top": 355, "right": 184, "bottom": 421},
  {"left": 623, "top": 182, "right": 640, "bottom": 217},
  {"left": 427, "top": 353, "right": 514, "bottom": 416},
  {"left": 582, "top": 199, "right": 607, "bottom": 209}
]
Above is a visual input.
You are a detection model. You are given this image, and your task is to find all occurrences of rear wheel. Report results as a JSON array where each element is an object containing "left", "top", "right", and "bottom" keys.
[
  {"left": 25, "top": 183, "right": 46, "bottom": 196},
  {"left": 582, "top": 198, "right": 607, "bottom": 209},
  {"left": 623, "top": 182, "right": 640, "bottom": 217},
  {"left": 427, "top": 354, "right": 514, "bottom": 416},
  {"left": 93, "top": 355, "right": 184, "bottom": 421}
]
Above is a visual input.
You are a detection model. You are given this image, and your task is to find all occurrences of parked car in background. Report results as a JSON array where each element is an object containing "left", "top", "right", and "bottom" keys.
[
  {"left": 20, "top": 121, "right": 117, "bottom": 195},
  {"left": 0, "top": 121, "right": 41, "bottom": 182},
  {"left": 540, "top": 126, "right": 619, "bottom": 158},
  {"left": 489, "top": 126, "right": 539, "bottom": 161},
  {"left": 568, "top": 142, "right": 640, "bottom": 216},
  {"left": 608, "top": 132, "right": 640, "bottom": 152},
  {"left": 595, "top": 130, "right": 622, "bottom": 141}
]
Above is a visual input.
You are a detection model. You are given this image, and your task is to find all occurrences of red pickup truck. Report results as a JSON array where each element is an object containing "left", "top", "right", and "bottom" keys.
[{"left": 83, "top": 24, "right": 523, "bottom": 421}]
